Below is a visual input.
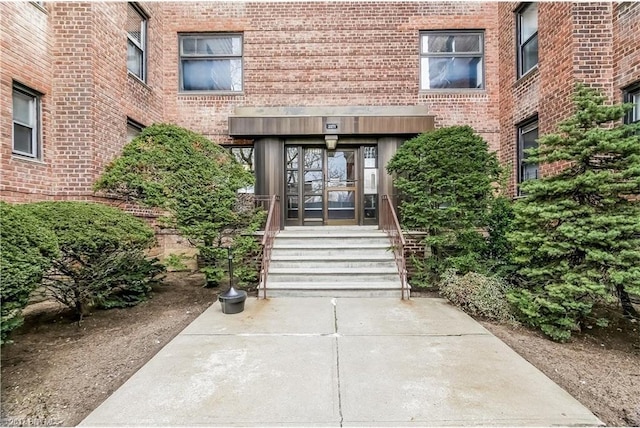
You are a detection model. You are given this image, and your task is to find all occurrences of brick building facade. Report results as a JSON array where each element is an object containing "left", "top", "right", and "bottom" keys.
[{"left": 1, "top": 2, "right": 639, "bottom": 223}]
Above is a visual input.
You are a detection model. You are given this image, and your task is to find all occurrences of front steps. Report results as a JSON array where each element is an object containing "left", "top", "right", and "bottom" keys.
[{"left": 260, "top": 226, "right": 405, "bottom": 298}]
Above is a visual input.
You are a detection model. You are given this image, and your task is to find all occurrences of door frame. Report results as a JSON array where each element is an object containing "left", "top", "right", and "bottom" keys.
[{"left": 324, "top": 148, "right": 358, "bottom": 225}]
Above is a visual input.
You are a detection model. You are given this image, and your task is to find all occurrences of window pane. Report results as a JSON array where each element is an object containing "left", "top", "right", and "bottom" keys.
[
  {"left": 286, "top": 170, "right": 298, "bottom": 195},
  {"left": 424, "top": 56, "right": 483, "bottom": 89},
  {"left": 522, "top": 126, "right": 538, "bottom": 152},
  {"left": 287, "top": 196, "right": 299, "bottom": 219},
  {"left": 286, "top": 147, "right": 299, "bottom": 169},
  {"left": 231, "top": 147, "right": 254, "bottom": 171},
  {"left": 424, "top": 34, "right": 480, "bottom": 54},
  {"left": 521, "top": 35, "right": 538, "bottom": 74},
  {"left": 520, "top": 3, "right": 538, "bottom": 42},
  {"left": 13, "top": 123, "right": 34, "bottom": 155},
  {"left": 127, "top": 5, "right": 143, "bottom": 45},
  {"left": 364, "top": 194, "right": 377, "bottom": 219},
  {"left": 127, "top": 124, "right": 141, "bottom": 142},
  {"left": 182, "top": 36, "right": 242, "bottom": 56},
  {"left": 13, "top": 91, "right": 33, "bottom": 124},
  {"left": 631, "top": 91, "right": 640, "bottom": 122},
  {"left": 304, "top": 171, "right": 323, "bottom": 194},
  {"left": 304, "top": 148, "right": 322, "bottom": 169},
  {"left": 304, "top": 196, "right": 323, "bottom": 219},
  {"left": 127, "top": 42, "right": 143, "bottom": 78},
  {"left": 181, "top": 59, "right": 242, "bottom": 91}
]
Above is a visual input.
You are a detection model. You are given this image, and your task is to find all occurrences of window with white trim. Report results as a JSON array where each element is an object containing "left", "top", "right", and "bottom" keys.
[
  {"left": 517, "top": 118, "right": 539, "bottom": 194},
  {"left": 623, "top": 83, "right": 640, "bottom": 125},
  {"left": 179, "top": 34, "right": 243, "bottom": 92},
  {"left": 420, "top": 31, "right": 484, "bottom": 90},
  {"left": 12, "top": 83, "right": 41, "bottom": 159},
  {"left": 517, "top": 3, "right": 538, "bottom": 78},
  {"left": 127, "top": 3, "right": 147, "bottom": 81}
]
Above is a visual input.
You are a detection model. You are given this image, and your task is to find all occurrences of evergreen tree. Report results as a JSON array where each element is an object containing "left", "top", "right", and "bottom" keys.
[
  {"left": 508, "top": 84, "right": 640, "bottom": 341},
  {"left": 387, "top": 126, "right": 501, "bottom": 282}
]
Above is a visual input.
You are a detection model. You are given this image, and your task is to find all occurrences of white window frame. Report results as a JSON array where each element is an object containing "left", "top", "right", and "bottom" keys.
[
  {"left": 419, "top": 30, "right": 485, "bottom": 90},
  {"left": 517, "top": 2, "right": 538, "bottom": 78},
  {"left": 179, "top": 33, "right": 244, "bottom": 93},
  {"left": 12, "top": 83, "right": 41, "bottom": 159},
  {"left": 623, "top": 83, "right": 640, "bottom": 125},
  {"left": 517, "top": 117, "right": 539, "bottom": 194},
  {"left": 127, "top": 3, "right": 147, "bottom": 82}
]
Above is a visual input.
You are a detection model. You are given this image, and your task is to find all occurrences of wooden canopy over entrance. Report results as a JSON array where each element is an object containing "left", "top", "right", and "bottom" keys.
[{"left": 228, "top": 106, "right": 434, "bottom": 137}]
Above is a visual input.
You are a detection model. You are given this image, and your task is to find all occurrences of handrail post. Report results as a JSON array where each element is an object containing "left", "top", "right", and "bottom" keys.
[
  {"left": 259, "top": 194, "right": 280, "bottom": 299},
  {"left": 381, "top": 195, "right": 409, "bottom": 300}
]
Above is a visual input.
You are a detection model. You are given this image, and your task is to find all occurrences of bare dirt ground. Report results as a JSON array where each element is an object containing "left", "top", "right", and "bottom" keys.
[{"left": 1, "top": 277, "right": 639, "bottom": 427}]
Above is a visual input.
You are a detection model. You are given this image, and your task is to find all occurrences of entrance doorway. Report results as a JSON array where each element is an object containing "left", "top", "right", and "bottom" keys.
[{"left": 285, "top": 145, "right": 378, "bottom": 226}]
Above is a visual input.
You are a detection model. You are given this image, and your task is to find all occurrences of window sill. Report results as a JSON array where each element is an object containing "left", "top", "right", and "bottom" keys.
[
  {"left": 30, "top": 2, "right": 47, "bottom": 13},
  {"left": 12, "top": 153, "right": 45, "bottom": 165},
  {"left": 178, "top": 91, "right": 245, "bottom": 97},
  {"left": 514, "top": 65, "right": 539, "bottom": 87},
  {"left": 418, "top": 88, "right": 487, "bottom": 95},
  {"left": 127, "top": 72, "right": 152, "bottom": 91}
]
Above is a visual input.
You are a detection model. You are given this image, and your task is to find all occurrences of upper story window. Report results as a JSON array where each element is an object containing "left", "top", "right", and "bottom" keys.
[
  {"left": 517, "top": 2, "right": 538, "bottom": 78},
  {"left": 12, "top": 83, "right": 42, "bottom": 159},
  {"left": 127, "top": 3, "right": 147, "bottom": 81},
  {"left": 623, "top": 83, "right": 640, "bottom": 125},
  {"left": 420, "top": 31, "right": 484, "bottom": 90},
  {"left": 179, "top": 34, "right": 243, "bottom": 92},
  {"left": 517, "top": 117, "right": 539, "bottom": 194}
]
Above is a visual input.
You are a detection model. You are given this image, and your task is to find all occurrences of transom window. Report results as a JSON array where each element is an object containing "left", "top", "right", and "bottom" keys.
[
  {"left": 127, "top": 3, "right": 147, "bottom": 81},
  {"left": 517, "top": 118, "right": 539, "bottom": 194},
  {"left": 623, "top": 83, "right": 640, "bottom": 125},
  {"left": 179, "top": 34, "right": 243, "bottom": 92},
  {"left": 420, "top": 31, "right": 484, "bottom": 90},
  {"left": 12, "top": 83, "right": 41, "bottom": 159},
  {"left": 517, "top": 3, "right": 538, "bottom": 78}
]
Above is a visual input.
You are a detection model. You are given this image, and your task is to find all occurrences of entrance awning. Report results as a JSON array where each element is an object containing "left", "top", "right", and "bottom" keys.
[{"left": 228, "top": 106, "right": 434, "bottom": 137}]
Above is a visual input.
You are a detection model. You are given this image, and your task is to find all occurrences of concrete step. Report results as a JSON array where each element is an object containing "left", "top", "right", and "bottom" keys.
[
  {"left": 269, "top": 259, "right": 396, "bottom": 269},
  {"left": 268, "top": 273, "right": 400, "bottom": 283},
  {"left": 274, "top": 237, "right": 390, "bottom": 246},
  {"left": 259, "top": 281, "right": 405, "bottom": 298},
  {"left": 272, "top": 247, "right": 392, "bottom": 258}
]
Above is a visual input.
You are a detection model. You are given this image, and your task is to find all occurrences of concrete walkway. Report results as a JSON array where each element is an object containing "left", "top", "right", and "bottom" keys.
[{"left": 80, "top": 298, "right": 603, "bottom": 427}]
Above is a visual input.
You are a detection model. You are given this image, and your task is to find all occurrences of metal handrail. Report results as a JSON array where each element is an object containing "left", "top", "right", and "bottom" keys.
[
  {"left": 258, "top": 194, "right": 281, "bottom": 299},
  {"left": 380, "top": 195, "right": 409, "bottom": 300}
]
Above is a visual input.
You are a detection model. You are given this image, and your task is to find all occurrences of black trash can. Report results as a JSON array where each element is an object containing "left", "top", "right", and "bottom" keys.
[{"left": 218, "top": 286, "right": 247, "bottom": 314}]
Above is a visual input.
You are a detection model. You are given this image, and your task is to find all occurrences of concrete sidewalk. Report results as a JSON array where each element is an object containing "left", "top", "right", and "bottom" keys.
[{"left": 80, "top": 298, "right": 603, "bottom": 427}]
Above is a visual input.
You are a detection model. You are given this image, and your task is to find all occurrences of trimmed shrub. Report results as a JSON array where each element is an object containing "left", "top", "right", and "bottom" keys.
[
  {"left": 94, "top": 123, "right": 263, "bottom": 287},
  {"left": 438, "top": 270, "right": 518, "bottom": 324},
  {"left": 0, "top": 202, "right": 59, "bottom": 344},
  {"left": 22, "top": 202, "right": 164, "bottom": 319},
  {"left": 386, "top": 126, "right": 501, "bottom": 284}
]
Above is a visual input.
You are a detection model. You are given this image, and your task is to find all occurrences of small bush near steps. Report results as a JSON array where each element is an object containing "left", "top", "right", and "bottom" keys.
[{"left": 438, "top": 270, "right": 518, "bottom": 325}]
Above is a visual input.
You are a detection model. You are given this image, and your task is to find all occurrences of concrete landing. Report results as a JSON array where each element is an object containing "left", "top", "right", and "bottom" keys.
[{"left": 80, "top": 298, "right": 603, "bottom": 427}]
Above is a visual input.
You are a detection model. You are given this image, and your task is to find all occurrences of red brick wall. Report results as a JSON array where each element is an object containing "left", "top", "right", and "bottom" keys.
[
  {"left": 613, "top": 3, "right": 640, "bottom": 95},
  {"left": 162, "top": 1, "right": 500, "bottom": 149},
  {"left": 498, "top": 2, "right": 629, "bottom": 195},
  {"left": 0, "top": 2, "right": 55, "bottom": 202},
  {"left": 1, "top": 2, "right": 164, "bottom": 203}
]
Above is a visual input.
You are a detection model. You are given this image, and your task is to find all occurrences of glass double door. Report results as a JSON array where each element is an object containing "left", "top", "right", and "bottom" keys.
[{"left": 286, "top": 146, "right": 359, "bottom": 225}]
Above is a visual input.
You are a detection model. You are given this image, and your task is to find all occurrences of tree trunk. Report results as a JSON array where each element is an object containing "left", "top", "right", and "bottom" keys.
[{"left": 616, "top": 284, "right": 639, "bottom": 318}]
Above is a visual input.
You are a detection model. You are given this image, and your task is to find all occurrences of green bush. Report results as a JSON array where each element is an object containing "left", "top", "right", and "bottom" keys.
[
  {"left": 386, "top": 126, "right": 501, "bottom": 284},
  {"left": 0, "top": 202, "right": 59, "bottom": 344},
  {"left": 508, "top": 84, "right": 640, "bottom": 341},
  {"left": 438, "top": 270, "right": 517, "bottom": 324},
  {"left": 22, "top": 202, "right": 164, "bottom": 319},
  {"left": 94, "top": 123, "right": 264, "bottom": 287},
  {"left": 484, "top": 196, "right": 516, "bottom": 278}
]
